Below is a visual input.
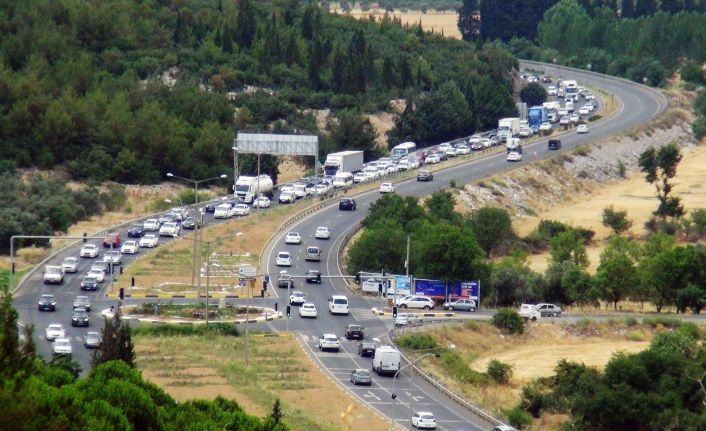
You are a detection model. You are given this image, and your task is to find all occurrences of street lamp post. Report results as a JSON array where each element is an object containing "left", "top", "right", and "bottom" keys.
[{"left": 166, "top": 172, "right": 227, "bottom": 303}]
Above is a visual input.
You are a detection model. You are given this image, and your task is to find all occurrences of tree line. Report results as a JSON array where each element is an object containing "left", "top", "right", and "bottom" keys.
[
  {"left": 0, "top": 287, "right": 288, "bottom": 430},
  {"left": 0, "top": 0, "right": 515, "bottom": 184}
]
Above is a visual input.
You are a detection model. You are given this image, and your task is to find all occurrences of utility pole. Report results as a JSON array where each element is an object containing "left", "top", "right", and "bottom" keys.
[
  {"left": 244, "top": 276, "right": 249, "bottom": 365},
  {"left": 205, "top": 242, "right": 211, "bottom": 325}
]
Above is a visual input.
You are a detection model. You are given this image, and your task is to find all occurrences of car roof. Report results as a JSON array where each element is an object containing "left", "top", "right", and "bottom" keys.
[{"left": 331, "top": 294, "right": 347, "bottom": 299}]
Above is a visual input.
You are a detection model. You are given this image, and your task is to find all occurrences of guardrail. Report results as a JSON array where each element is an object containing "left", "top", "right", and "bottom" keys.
[{"left": 386, "top": 320, "right": 508, "bottom": 428}]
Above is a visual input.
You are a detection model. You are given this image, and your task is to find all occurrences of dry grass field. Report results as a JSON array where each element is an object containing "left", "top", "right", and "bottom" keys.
[
  {"left": 330, "top": 6, "right": 461, "bottom": 39},
  {"left": 136, "top": 331, "right": 390, "bottom": 431}
]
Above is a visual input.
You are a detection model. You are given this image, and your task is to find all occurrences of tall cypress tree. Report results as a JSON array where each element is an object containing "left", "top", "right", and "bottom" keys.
[
  {"left": 235, "top": 0, "right": 256, "bottom": 49},
  {"left": 92, "top": 306, "right": 136, "bottom": 368}
]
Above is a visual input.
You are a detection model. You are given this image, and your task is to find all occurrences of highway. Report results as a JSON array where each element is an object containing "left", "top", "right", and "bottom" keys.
[{"left": 12, "top": 61, "right": 667, "bottom": 429}]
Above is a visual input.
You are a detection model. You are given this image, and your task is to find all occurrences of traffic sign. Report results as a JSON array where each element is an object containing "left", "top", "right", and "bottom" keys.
[
  {"left": 248, "top": 279, "right": 255, "bottom": 289},
  {"left": 239, "top": 265, "right": 257, "bottom": 277},
  {"left": 238, "top": 278, "right": 247, "bottom": 287}
]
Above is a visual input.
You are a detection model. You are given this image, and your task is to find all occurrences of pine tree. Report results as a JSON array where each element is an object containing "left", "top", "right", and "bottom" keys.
[
  {"left": 400, "top": 55, "right": 412, "bottom": 89},
  {"left": 222, "top": 25, "right": 233, "bottom": 53},
  {"left": 271, "top": 399, "right": 283, "bottom": 424},
  {"left": 0, "top": 289, "right": 36, "bottom": 378},
  {"left": 235, "top": 0, "right": 256, "bottom": 49},
  {"left": 92, "top": 306, "right": 136, "bottom": 368},
  {"left": 330, "top": 41, "right": 346, "bottom": 93},
  {"left": 382, "top": 56, "right": 396, "bottom": 89},
  {"left": 307, "top": 35, "right": 323, "bottom": 90}
]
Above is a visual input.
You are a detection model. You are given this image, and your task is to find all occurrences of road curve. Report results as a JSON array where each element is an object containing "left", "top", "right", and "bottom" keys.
[
  {"left": 260, "top": 61, "right": 667, "bottom": 430},
  {"left": 12, "top": 60, "right": 666, "bottom": 429}
]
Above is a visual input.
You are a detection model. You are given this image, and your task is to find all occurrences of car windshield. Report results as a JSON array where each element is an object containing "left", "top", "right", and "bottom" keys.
[
  {"left": 73, "top": 310, "right": 88, "bottom": 317},
  {"left": 75, "top": 296, "right": 88, "bottom": 302},
  {"left": 334, "top": 299, "right": 347, "bottom": 305},
  {"left": 84, "top": 245, "right": 95, "bottom": 249},
  {"left": 356, "top": 370, "right": 370, "bottom": 377},
  {"left": 55, "top": 340, "right": 70, "bottom": 347},
  {"left": 420, "top": 414, "right": 434, "bottom": 420},
  {"left": 48, "top": 325, "right": 62, "bottom": 330},
  {"left": 324, "top": 336, "right": 337, "bottom": 342},
  {"left": 83, "top": 277, "right": 96, "bottom": 283},
  {"left": 41, "top": 295, "right": 53, "bottom": 301},
  {"left": 349, "top": 325, "right": 361, "bottom": 330},
  {"left": 307, "top": 248, "right": 317, "bottom": 253},
  {"left": 63, "top": 257, "right": 76, "bottom": 263},
  {"left": 278, "top": 253, "right": 289, "bottom": 258}
]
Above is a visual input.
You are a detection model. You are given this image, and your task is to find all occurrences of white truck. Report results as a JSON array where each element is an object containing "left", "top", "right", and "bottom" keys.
[
  {"left": 498, "top": 118, "right": 520, "bottom": 143},
  {"left": 506, "top": 137, "right": 521, "bottom": 151},
  {"left": 234, "top": 175, "right": 273, "bottom": 203},
  {"left": 372, "top": 346, "right": 401, "bottom": 375},
  {"left": 323, "top": 151, "right": 364, "bottom": 176},
  {"left": 43, "top": 265, "right": 65, "bottom": 285}
]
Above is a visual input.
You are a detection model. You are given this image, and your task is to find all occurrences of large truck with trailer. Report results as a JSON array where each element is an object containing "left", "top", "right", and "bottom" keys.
[
  {"left": 497, "top": 118, "right": 520, "bottom": 143},
  {"left": 234, "top": 175, "right": 273, "bottom": 203},
  {"left": 528, "top": 106, "right": 548, "bottom": 132},
  {"left": 323, "top": 150, "right": 364, "bottom": 176}
]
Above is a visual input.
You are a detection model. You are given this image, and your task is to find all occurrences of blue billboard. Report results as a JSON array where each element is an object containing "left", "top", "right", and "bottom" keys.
[
  {"left": 393, "top": 275, "right": 411, "bottom": 295},
  {"left": 414, "top": 279, "right": 480, "bottom": 302}
]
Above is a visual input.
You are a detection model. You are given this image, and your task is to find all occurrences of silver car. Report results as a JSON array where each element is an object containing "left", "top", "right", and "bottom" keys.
[
  {"left": 305, "top": 246, "right": 321, "bottom": 261},
  {"left": 350, "top": 369, "right": 372, "bottom": 386},
  {"left": 61, "top": 257, "right": 79, "bottom": 273}
]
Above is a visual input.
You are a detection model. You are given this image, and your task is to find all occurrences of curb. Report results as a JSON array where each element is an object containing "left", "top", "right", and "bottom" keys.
[
  {"left": 118, "top": 293, "right": 243, "bottom": 299},
  {"left": 371, "top": 308, "right": 455, "bottom": 317}
]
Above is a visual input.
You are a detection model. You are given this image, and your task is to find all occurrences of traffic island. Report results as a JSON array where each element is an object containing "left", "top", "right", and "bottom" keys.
[
  {"left": 371, "top": 307, "right": 455, "bottom": 318},
  {"left": 107, "top": 303, "right": 281, "bottom": 324}
]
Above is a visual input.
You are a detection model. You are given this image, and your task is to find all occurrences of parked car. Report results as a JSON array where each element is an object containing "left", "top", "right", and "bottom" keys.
[
  {"left": 80, "top": 276, "right": 99, "bottom": 291},
  {"left": 379, "top": 182, "right": 395, "bottom": 193},
  {"left": 305, "top": 269, "right": 322, "bottom": 284},
  {"left": 121, "top": 240, "right": 139, "bottom": 254},
  {"left": 345, "top": 324, "right": 364, "bottom": 340},
  {"left": 45, "top": 323, "right": 65, "bottom": 340},
  {"left": 73, "top": 296, "right": 92, "bottom": 311},
  {"left": 127, "top": 224, "right": 144, "bottom": 238},
  {"left": 103, "top": 232, "right": 121, "bottom": 248},
  {"left": 416, "top": 170, "right": 433, "bottom": 182},
  {"left": 38, "top": 294, "right": 57, "bottom": 312},
  {"left": 139, "top": 234, "right": 159, "bottom": 248},
  {"left": 79, "top": 244, "right": 99, "bottom": 258},
  {"left": 84, "top": 331, "right": 102, "bottom": 349},
  {"left": 60, "top": 257, "right": 79, "bottom": 273},
  {"left": 357, "top": 341, "right": 376, "bottom": 357},
  {"left": 339, "top": 198, "right": 357, "bottom": 211},
  {"left": 285, "top": 232, "right": 302, "bottom": 244},
  {"left": 276, "top": 252, "right": 291, "bottom": 266},
  {"left": 412, "top": 411, "right": 437, "bottom": 430},
  {"left": 289, "top": 291, "right": 306, "bottom": 306},
  {"left": 318, "top": 334, "right": 340, "bottom": 352},
  {"left": 443, "top": 299, "right": 477, "bottom": 312},
  {"left": 71, "top": 308, "right": 90, "bottom": 327},
  {"left": 350, "top": 369, "right": 372, "bottom": 386},
  {"left": 143, "top": 218, "right": 160, "bottom": 231},
  {"left": 315, "top": 226, "right": 330, "bottom": 239},
  {"left": 299, "top": 302, "right": 318, "bottom": 318},
  {"left": 396, "top": 295, "right": 435, "bottom": 310},
  {"left": 52, "top": 337, "right": 72, "bottom": 357}
]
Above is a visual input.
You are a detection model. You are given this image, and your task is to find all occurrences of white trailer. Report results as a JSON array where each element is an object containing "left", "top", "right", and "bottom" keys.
[
  {"left": 234, "top": 175, "right": 273, "bottom": 203},
  {"left": 498, "top": 118, "right": 520, "bottom": 143},
  {"left": 323, "top": 151, "right": 364, "bottom": 176}
]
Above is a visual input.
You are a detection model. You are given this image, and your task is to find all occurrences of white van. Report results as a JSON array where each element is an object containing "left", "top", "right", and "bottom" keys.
[
  {"left": 372, "top": 346, "right": 401, "bottom": 375},
  {"left": 328, "top": 295, "right": 349, "bottom": 315},
  {"left": 332, "top": 172, "right": 353, "bottom": 188},
  {"left": 564, "top": 100, "right": 574, "bottom": 113}
]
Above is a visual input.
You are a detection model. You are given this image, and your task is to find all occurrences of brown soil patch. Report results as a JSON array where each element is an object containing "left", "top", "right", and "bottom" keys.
[
  {"left": 332, "top": 6, "right": 461, "bottom": 39},
  {"left": 366, "top": 112, "right": 396, "bottom": 150},
  {"left": 278, "top": 157, "right": 309, "bottom": 184}
]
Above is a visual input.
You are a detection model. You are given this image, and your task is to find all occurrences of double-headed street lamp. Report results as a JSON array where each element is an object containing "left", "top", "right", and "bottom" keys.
[{"left": 165, "top": 172, "right": 227, "bottom": 294}]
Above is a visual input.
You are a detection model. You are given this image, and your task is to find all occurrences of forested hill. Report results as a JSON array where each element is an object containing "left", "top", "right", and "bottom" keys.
[{"left": 0, "top": 0, "right": 516, "bottom": 184}]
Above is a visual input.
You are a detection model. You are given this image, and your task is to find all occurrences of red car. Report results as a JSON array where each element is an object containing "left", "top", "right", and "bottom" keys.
[{"left": 103, "top": 232, "right": 121, "bottom": 248}]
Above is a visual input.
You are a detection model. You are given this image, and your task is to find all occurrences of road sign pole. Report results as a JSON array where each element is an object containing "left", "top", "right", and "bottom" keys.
[{"left": 244, "top": 275, "right": 249, "bottom": 365}]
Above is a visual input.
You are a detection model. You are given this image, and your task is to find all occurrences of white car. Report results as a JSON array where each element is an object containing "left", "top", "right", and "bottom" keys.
[
  {"left": 396, "top": 295, "right": 435, "bottom": 310},
  {"left": 424, "top": 154, "right": 440, "bottom": 164},
  {"left": 519, "top": 126, "right": 532, "bottom": 138},
  {"left": 328, "top": 295, "right": 349, "bottom": 315},
  {"left": 547, "top": 85, "right": 557, "bottom": 95},
  {"left": 289, "top": 291, "right": 306, "bottom": 305},
  {"left": 444, "top": 147, "right": 457, "bottom": 157},
  {"left": 276, "top": 251, "right": 291, "bottom": 266},
  {"left": 52, "top": 337, "right": 72, "bottom": 356},
  {"left": 278, "top": 191, "right": 296, "bottom": 204},
  {"left": 313, "top": 184, "right": 331, "bottom": 195},
  {"left": 318, "top": 333, "right": 340, "bottom": 352},
  {"left": 143, "top": 218, "right": 160, "bottom": 231},
  {"left": 315, "top": 227, "right": 330, "bottom": 239},
  {"left": 121, "top": 240, "right": 139, "bottom": 254},
  {"left": 579, "top": 106, "right": 591, "bottom": 115},
  {"left": 233, "top": 204, "right": 250, "bottom": 216},
  {"left": 103, "top": 250, "right": 122, "bottom": 265},
  {"left": 285, "top": 232, "right": 302, "bottom": 244},
  {"left": 570, "top": 113, "right": 580, "bottom": 123},
  {"left": 214, "top": 203, "right": 234, "bottom": 218},
  {"left": 159, "top": 222, "right": 180, "bottom": 237},
  {"left": 79, "top": 244, "right": 99, "bottom": 258},
  {"left": 299, "top": 302, "right": 318, "bottom": 318},
  {"left": 254, "top": 196, "right": 271, "bottom": 208},
  {"left": 87, "top": 268, "right": 105, "bottom": 283},
  {"left": 353, "top": 172, "right": 368, "bottom": 183},
  {"left": 584, "top": 92, "right": 595, "bottom": 100},
  {"left": 396, "top": 160, "right": 410, "bottom": 171},
  {"left": 481, "top": 138, "right": 492, "bottom": 148},
  {"left": 45, "top": 324, "right": 65, "bottom": 341},
  {"left": 455, "top": 145, "right": 470, "bottom": 155},
  {"left": 280, "top": 183, "right": 295, "bottom": 194},
  {"left": 61, "top": 257, "right": 79, "bottom": 273},
  {"left": 139, "top": 234, "right": 159, "bottom": 248},
  {"left": 539, "top": 122, "right": 552, "bottom": 132},
  {"left": 43, "top": 265, "right": 65, "bottom": 284},
  {"left": 577, "top": 124, "right": 589, "bottom": 134},
  {"left": 412, "top": 411, "right": 437, "bottom": 429},
  {"left": 379, "top": 183, "right": 395, "bottom": 193},
  {"left": 506, "top": 151, "right": 522, "bottom": 162}
]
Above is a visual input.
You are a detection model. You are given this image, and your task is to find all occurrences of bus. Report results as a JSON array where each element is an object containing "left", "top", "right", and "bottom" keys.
[
  {"left": 527, "top": 106, "right": 547, "bottom": 131},
  {"left": 390, "top": 142, "right": 417, "bottom": 159}
]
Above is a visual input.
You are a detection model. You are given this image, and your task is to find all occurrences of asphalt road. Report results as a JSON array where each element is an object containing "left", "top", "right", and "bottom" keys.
[{"left": 13, "top": 62, "right": 666, "bottom": 429}]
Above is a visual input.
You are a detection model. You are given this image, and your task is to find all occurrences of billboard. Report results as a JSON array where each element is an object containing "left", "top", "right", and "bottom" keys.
[
  {"left": 414, "top": 279, "right": 480, "bottom": 302},
  {"left": 393, "top": 275, "right": 411, "bottom": 296}
]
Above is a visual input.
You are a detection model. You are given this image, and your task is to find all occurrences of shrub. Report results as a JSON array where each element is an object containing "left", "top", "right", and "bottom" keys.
[
  {"left": 395, "top": 333, "right": 439, "bottom": 350},
  {"left": 507, "top": 406, "right": 533, "bottom": 429},
  {"left": 520, "top": 382, "right": 545, "bottom": 418},
  {"left": 677, "top": 322, "right": 701, "bottom": 340},
  {"left": 588, "top": 114, "right": 602, "bottom": 122},
  {"left": 627, "top": 331, "right": 644, "bottom": 342},
  {"left": 440, "top": 350, "right": 486, "bottom": 384},
  {"left": 487, "top": 359, "right": 513, "bottom": 383},
  {"left": 643, "top": 316, "right": 681, "bottom": 329},
  {"left": 464, "top": 320, "right": 480, "bottom": 330},
  {"left": 133, "top": 323, "right": 240, "bottom": 337},
  {"left": 624, "top": 317, "right": 638, "bottom": 326},
  {"left": 492, "top": 309, "right": 524, "bottom": 334}
]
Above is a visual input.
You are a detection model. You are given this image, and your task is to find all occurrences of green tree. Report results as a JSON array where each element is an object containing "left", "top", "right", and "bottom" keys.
[
  {"left": 676, "top": 284, "right": 706, "bottom": 314},
  {"left": 519, "top": 82, "right": 548, "bottom": 107},
  {"left": 537, "top": 0, "right": 591, "bottom": 56},
  {"left": 492, "top": 308, "right": 524, "bottom": 334},
  {"left": 594, "top": 239, "right": 639, "bottom": 310},
  {"left": 601, "top": 205, "right": 633, "bottom": 235},
  {"left": 346, "top": 219, "right": 407, "bottom": 274},
  {"left": 638, "top": 144, "right": 684, "bottom": 222},
  {"left": 457, "top": 0, "right": 481, "bottom": 41},
  {"left": 235, "top": 0, "right": 257, "bottom": 48},
  {"left": 468, "top": 207, "right": 514, "bottom": 257},
  {"left": 549, "top": 231, "right": 589, "bottom": 268},
  {"left": 327, "top": 110, "right": 379, "bottom": 161},
  {"left": 92, "top": 307, "right": 136, "bottom": 368},
  {"left": 425, "top": 191, "right": 460, "bottom": 224}
]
